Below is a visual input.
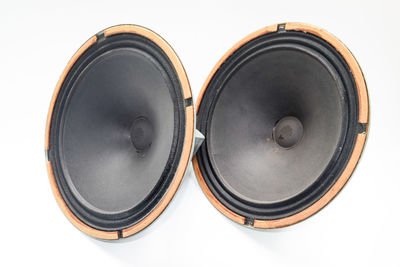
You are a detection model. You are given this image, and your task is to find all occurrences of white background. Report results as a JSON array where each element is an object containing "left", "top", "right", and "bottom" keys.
[{"left": 1, "top": 0, "right": 399, "bottom": 266}]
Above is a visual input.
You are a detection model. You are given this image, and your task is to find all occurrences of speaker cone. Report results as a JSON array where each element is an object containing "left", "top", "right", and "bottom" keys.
[
  {"left": 45, "top": 25, "right": 194, "bottom": 239},
  {"left": 193, "top": 23, "right": 369, "bottom": 228}
]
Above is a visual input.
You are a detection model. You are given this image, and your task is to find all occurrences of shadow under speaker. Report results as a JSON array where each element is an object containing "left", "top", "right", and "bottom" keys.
[{"left": 46, "top": 23, "right": 369, "bottom": 239}]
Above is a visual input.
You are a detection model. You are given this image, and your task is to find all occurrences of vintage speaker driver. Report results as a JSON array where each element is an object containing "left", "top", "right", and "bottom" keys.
[
  {"left": 45, "top": 25, "right": 198, "bottom": 239},
  {"left": 193, "top": 23, "right": 369, "bottom": 228}
]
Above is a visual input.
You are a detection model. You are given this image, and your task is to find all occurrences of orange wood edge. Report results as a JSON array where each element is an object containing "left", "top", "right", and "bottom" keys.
[
  {"left": 195, "top": 24, "right": 278, "bottom": 114},
  {"left": 47, "top": 162, "right": 119, "bottom": 239},
  {"left": 193, "top": 156, "right": 245, "bottom": 225},
  {"left": 193, "top": 22, "right": 369, "bottom": 228},
  {"left": 123, "top": 106, "right": 194, "bottom": 237},
  {"left": 285, "top": 22, "right": 369, "bottom": 123},
  {"left": 253, "top": 133, "right": 367, "bottom": 228},
  {"left": 104, "top": 25, "right": 192, "bottom": 100},
  {"left": 45, "top": 25, "right": 194, "bottom": 239},
  {"left": 45, "top": 35, "right": 97, "bottom": 150}
]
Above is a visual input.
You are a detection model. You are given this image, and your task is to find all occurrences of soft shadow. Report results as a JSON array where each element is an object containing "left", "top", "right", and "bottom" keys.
[{"left": 87, "top": 165, "right": 195, "bottom": 264}]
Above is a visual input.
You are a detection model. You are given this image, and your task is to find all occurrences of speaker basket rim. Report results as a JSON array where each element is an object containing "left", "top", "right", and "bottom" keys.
[
  {"left": 193, "top": 22, "right": 369, "bottom": 229},
  {"left": 45, "top": 24, "right": 194, "bottom": 240}
]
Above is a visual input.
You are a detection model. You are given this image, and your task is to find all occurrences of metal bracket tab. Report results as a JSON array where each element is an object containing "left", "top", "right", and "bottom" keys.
[{"left": 191, "top": 129, "right": 205, "bottom": 159}]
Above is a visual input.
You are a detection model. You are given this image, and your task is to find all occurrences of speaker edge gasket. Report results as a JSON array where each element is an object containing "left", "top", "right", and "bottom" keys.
[
  {"left": 45, "top": 25, "right": 194, "bottom": 240},
  {"left": 192, "top": 22, "right": 369, "bottom": 228}
]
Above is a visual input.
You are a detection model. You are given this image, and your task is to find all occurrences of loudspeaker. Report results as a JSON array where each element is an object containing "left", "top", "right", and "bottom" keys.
[
  {"left": 46, "top": 23, "right": 369, "bottom": 239},
  {"left": 45, "top": 25, "right": 196, "bottom": 239},
  {"left": 193, "top": 23, "right": 369, "bottom": 228}
]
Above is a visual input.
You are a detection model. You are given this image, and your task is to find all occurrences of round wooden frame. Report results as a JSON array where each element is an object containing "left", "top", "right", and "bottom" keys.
[
  {"left": 45, "top": 25, "right": 194, "bottom": 239},
  {"left": 192, "top": 22, "right": 369, "bottom": 229}
]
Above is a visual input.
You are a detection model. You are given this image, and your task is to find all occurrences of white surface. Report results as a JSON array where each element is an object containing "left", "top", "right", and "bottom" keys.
[{"left": 1, "top": 0, "right": 399, "bottom": 266}]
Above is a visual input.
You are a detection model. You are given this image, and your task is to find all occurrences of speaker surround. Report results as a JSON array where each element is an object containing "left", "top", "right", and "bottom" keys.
[
  {"left": 193, "top": 23, "right": 369, "bottom": 228},
  {"left": 46, "top": 25, "right": 194, "bottom": 239}
]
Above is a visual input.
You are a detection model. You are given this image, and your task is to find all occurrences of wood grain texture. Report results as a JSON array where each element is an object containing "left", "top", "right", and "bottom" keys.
[{"left": 193, "top": 22, "right": 369, "bottom": 229}]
